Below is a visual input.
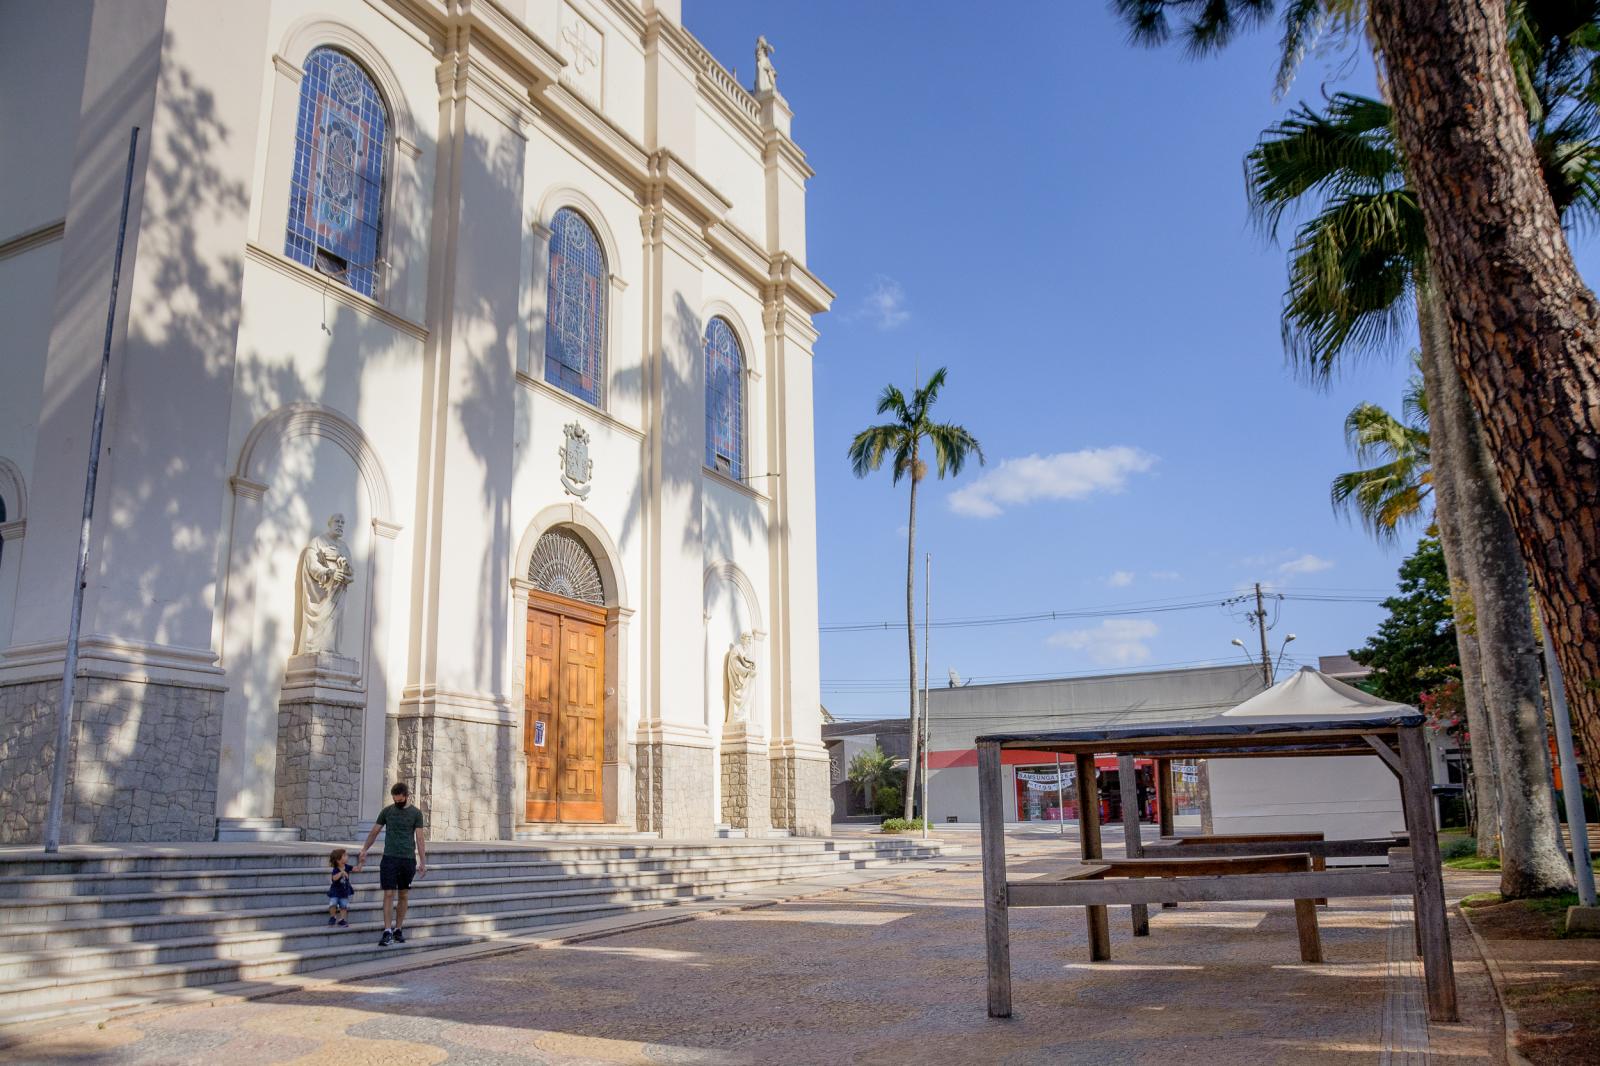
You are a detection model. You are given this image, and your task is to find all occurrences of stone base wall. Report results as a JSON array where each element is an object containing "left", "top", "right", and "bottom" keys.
[
  {"left": 771, "top": 752, "right": 832, "bottom": 836},
  {"left": 719, "top": 740, "right": 771, "bottom": 832},
  {"left": 0, "top": 676, "right": 222, "bottom": 844},
  {"left": 275, "top": 691, "right": 365, "bottom": 841},
  {"left": 634, "top": 740, "right": 714, "bottom": 837},
  {"left": 390, "top": 713, "right": 515, "bottom": 840}
]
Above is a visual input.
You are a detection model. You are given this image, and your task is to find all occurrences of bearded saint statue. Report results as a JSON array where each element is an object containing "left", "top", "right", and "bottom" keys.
[
  {"left": 295, "top": 513, "right": 355, "bottom": 657},
  {"left": 725, "top": 631, "right": 758, "bottom": 725}
]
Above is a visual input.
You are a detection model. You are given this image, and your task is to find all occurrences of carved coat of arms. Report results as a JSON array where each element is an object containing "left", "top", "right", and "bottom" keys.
[{"left": 560, "top": 421, "right": 593, "bottom": 499}]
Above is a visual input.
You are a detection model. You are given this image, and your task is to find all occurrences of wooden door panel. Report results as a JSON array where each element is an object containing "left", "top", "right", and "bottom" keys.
[
  {"left": 524, "top": 608, "right": 560, "bottom": 823},
  {"left": 557, "top": 616, "right": 605, "bottom": 822}
]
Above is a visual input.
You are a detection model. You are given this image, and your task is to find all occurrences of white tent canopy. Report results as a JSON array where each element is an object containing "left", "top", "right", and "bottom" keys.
[{"left": 1218, "top": 665, "right": 1414, "bottom": 722}]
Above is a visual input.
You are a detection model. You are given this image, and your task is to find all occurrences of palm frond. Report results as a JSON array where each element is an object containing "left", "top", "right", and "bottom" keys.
[
  {"left": 874, "top": 383, "right": 909, "bottom": 421},
  {"left": 1246, "top": 94, "right": 1402, "bottom": 239},
  {"left": 1111, "top": 0, "right": 1273, "bottom": 55},
  {"left": 847, "top": 423, "right": 906, "bottom": 479},
  {"left": 925, "top": 422, "right": 985, "bottom": 479}
]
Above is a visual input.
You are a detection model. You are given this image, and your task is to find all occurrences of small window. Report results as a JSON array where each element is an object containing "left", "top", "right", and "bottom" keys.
[
  {"left": 545, "top": 208, "right": 608, "bottom": 407},
  {"left": 284, "top": 47, "right": 389, "bottom": 297},
  {"left": 704, "top": 316, "right": 745, "bottom": 480}
]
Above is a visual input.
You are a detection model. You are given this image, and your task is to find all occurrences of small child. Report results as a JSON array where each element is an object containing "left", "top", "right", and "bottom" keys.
[{"left": 327, "top": 848, "right": 358, "bottom": 926}]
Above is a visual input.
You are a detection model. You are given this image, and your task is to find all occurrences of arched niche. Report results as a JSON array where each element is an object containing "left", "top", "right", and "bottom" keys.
[
  {"left": 703, "top": 559, "right": 766, "bottom": 736},
  {"left": 216, "top": 403, "right": 401, "bottom": 827},
  {"left": 0, "top": 456, "right": 27, "bottom": 650}
]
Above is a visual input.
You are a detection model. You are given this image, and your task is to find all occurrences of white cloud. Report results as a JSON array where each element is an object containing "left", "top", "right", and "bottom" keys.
[
  {"left": 947, "top": 446, "right": 1157, "bottom": 518},
  {"left": 1106, "top": 570, "right": 1136, "bottom": 588},
  {"left": 856, "top": 275, "right": 910, "bottom": 330},
  {"left": 1278, "top": 553, "right": 1334, "bottom": 576},
  {"left": 1149, "top": 570, "right": 1182, "bottom": 581},
  {"left": 1047, "top": 619, "right": 1159, "bottom": 666}
]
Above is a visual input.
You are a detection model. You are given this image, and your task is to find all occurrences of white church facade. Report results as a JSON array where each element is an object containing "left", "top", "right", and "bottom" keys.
[{"left": 0, "top": 0, "right": 832, "bottom": 843}]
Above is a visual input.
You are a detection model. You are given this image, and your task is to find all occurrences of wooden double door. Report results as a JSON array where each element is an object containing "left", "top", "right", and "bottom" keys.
[{"left": 524, "top": 591, "right": 606, "bottom": 823}]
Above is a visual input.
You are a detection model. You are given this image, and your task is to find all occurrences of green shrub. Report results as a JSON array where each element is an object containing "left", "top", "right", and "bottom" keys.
[
  {"left": 880, "top": 818, "right": 926, "bottom": 833},
  {"left": 874, "top": 785, "right": 903, "bottom": 817},
  {"left": 1439, "top": 836, "right": 1478, "bottom": 860}
]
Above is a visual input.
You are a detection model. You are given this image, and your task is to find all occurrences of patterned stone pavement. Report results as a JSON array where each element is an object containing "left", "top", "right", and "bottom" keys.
[{"left": 0, "top": 851, "right": 1503, "bottom": 1065}]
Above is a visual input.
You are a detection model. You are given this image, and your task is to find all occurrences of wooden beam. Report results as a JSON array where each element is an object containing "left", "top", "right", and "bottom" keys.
[
  {"left": 1156, "top": 757, "right": 1175, "bottom": 837},
  {"left": 1294, "top": 898, "right": 1325, "bottom": 962},
  {"left": 1141, "top": 837, "right": 1402, "bottom": 861},
  {"left": 1006, "top": 868, "right": 1412, "bottom": 908},
  {"left": 1117, "top": 754, "right": 1149, "bottom": 936},
  {"left": 1362, "top": 734, "right": 1404, "bottom": 780},
  {"left": 1075, "top": 752, "right": 1111, "bottom": 960},
  {"left": 1399, "top": 725, "right": 1458, "bottom": 1022},
  {"left": 978, "top": 740, "right": 1011, "bottom": 1018},
  {"left": 1096, "top": 853, "right": 1315, "bottom": 878}
]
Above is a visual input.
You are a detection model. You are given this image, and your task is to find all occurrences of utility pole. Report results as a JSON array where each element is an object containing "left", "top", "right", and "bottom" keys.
[
  {"left": 1253, "top": 582, "right": 1272, "bottom": 687},
  {"left": 921, "top": 552, "right": 930, "bottom": 839}
]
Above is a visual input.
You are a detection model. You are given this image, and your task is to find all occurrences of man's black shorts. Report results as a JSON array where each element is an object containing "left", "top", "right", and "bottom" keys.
[{"left": 379, "top": 855, "right": 416, "bottom": 891}]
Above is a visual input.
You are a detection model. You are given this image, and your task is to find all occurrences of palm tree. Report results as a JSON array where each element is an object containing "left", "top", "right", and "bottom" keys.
[
  {"left": 1121, "top": 0, "right": 1600, "bottom": 894},
  {"left": 847, "top": 747, "right": 896, "bottom": 814},
  {"left": 1330, "top": 368, "right": 1431, "bottom": 541},
  {"left": 849, "top": 368, "right": 984, "bottom": 821},
  {"left": 1248, "top": 91, "right": 1578, "bottom": 894}
]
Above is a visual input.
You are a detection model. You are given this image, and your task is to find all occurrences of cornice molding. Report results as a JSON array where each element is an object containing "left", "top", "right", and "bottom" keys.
[
  {"left": 768, "top": 253, "right": 833, "bottom": 317},
  {"left": 244, "top": 243, "right": 429, "bottom": 340}
]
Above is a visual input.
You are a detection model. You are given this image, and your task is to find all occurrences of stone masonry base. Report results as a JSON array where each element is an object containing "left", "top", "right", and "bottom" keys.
[
  {"left": 771, "top": 752, "right": 831, "bottom": 836},
  {"left": 635, "top": 740, "right": 714, "bottom": 837},
  {"left": 275, "top": 690, "right": 366, "bottom": 840},
  {"left": 0, "top": 675, "right": 223, "bottom": 844},
  {"left": 719, "top": 736, "right": 771, "bottom": 832},
  {"left": 390, "top": 712, "right": 515, "bottom": 840}
]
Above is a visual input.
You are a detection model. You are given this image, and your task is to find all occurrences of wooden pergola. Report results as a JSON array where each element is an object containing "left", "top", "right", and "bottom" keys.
[{"left": 976, "top": 707, "right": 1458, "bottom": 1022}]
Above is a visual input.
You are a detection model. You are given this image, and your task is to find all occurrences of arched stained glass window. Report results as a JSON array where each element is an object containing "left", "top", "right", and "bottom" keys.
[
  {"left": 704, "top": 316, "right": 745, "bottom": 479},
  {"left": 284, "top": 47, "right": 388, "bottom": 297},
  {"left": 545, "top": 209, "right": 607, "bottom": 407}
]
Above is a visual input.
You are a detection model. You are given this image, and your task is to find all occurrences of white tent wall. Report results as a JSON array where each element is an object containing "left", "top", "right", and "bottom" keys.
[{"left": 1207, "top": 756, "right": 1403, "bottom": 840}]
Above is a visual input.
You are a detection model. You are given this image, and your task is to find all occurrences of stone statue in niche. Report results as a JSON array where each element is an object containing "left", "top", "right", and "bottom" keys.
[
  {"left": 754, "top": 36, "right": 777, "bottom": 94},
  {"left": 725, "top": 631, "right": 757, "bottom": 725},
  {"left": 295, "top": 513, "right": 355, "bottom": 657}
]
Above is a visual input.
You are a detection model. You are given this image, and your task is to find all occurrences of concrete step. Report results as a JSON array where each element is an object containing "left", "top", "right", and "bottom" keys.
[
  {"left": 0, "top": 839, "right": 929, "bottom": 880},
  {"left": 0, "top": 838, "right": 954, "bottom": 1020},
  {"left": 0, "top": 854, "right": 911, "bottom": 935}
]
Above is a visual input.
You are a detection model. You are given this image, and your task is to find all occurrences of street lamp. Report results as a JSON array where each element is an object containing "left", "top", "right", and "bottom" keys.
[{"left": 1274, "top": 633, "right": 1297, "bottom": 680}]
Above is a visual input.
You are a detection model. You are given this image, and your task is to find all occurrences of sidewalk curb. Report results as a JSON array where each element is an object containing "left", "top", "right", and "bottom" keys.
[{"left": 1457, "top": 903, "right": 1535, "bottom": 1066}]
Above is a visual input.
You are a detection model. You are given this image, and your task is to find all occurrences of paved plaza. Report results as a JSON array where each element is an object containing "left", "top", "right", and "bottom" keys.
[{"left": 0, "top": 840, "right": 1504, "bottom": 1065}]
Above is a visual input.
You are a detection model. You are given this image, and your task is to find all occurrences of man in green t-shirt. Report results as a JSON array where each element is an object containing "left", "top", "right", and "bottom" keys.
[{"left": 357, "top": 781, "right": 427, "bottom": 946}]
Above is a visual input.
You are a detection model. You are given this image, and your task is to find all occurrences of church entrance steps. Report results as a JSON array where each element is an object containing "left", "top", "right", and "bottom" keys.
[{"left": 0, "top": 837, "right": 956, "bottom": 1024}]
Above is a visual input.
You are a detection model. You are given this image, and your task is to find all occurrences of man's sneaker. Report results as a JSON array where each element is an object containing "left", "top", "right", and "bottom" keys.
[
  {"left": 392, "top": 928, "right": 406, "bottom": 944},
  {"left": 328, "top": 916, "right": 337, "bottom": 926},
  {"left": 379, "top": 929, "right": 393, "bottom": 947},
  {"left": 336, "top": 919, "right": 348, "bottom": 928}
]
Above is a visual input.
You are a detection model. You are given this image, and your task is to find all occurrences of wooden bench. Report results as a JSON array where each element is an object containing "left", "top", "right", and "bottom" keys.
[{"left": 1048, "top": 852, "right": 1325, "bottom": 962}]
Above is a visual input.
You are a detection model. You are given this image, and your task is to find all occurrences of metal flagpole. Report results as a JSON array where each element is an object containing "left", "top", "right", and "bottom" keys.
[
  {"left": 44, "top": 126, "right": 141, "bottom": 853},
  {"left": 1054, "top": 754, "right": 1066, "bottom": 838},
  {"left": 921, "top": 553, "right": 930, "bottom": 840},
  {"left": 1543, "top": 630, "right": 1597, "bottom": 907}
]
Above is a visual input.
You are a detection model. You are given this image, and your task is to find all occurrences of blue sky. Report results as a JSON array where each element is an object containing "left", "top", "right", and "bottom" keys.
[{"left": 685, "top": 3, "right": 1600, "bottom": 720}]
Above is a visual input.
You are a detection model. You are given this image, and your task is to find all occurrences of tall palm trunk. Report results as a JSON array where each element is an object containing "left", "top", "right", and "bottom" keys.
[
  {"left": 904, "top": 444, "right": 921, "bottom": 823},
  {"left": 1415, "top": 286, "right": 1500, "bottom": 856},
  {"left": 1369, "top": 0, "right": 1600, "bottom": 779},
  {"left": 1419, "top": 283, "right": 1573, "bottom": 896}
]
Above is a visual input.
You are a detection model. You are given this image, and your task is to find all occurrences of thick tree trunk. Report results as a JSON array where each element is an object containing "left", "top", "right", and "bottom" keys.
[
  {"left": 1417, "top": 288, "right": 1501, "bottom": 857},
  {"left": 1368, "top": 0, "right": 1600, "bottom": 779},
  {"left": 1420, "top": 283, "right": 1573, "bottom": 896},
  {"left": 904, "top": 458, "right": 920, "bottom": 823}
]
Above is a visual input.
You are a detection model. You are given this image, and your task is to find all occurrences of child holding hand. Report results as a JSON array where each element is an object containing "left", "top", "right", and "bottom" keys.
[{"left": 327, "top": 848, "right": 359, "bottom": 927}]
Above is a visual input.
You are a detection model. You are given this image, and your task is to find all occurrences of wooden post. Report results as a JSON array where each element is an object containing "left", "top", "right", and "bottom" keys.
[
  {"left": 1398, "top": 725, "right": 1458, "bottom": 1022},
  {"left": 1118, "top": 754, "right": 1149, "bottom": 936},
  {"left": 1156, "top": 757, "right": 1175, "bottom": 837},
  {"left": 1157, "top": 758, "right": 1177, "bottom": 908},
  {"left": 1293, "top": 898, "right": 1325, "bottom": 962},
  {"left": 1075, "top": 752, "right": 1111, "bottom": 960},
  {"left": 978, "top": 740, "right": 1012, "bottom": 1018}
]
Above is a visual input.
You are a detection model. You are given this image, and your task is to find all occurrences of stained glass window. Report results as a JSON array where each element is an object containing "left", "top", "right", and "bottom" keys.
[
  {"left": 545, "top": 209, "right": 607, "bottom": 407},
  {"left": 704, "top": 317, "right": 745, "bottom": 479},
  {"left": 284, "top": 48, "right": 388, "bottom": 297}
]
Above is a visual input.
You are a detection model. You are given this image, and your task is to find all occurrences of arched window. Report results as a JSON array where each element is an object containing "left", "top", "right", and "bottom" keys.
[
  {"left": 529, "top": 528, "right": 605, "bottom": 606},
  {"left": 284, "top": 47, "right": 388, "bottom": 297},
  {"left": 703, "top": 316, "right": 745, "bottom": 479},
  {"left": 545, "top": 208, "right": 607, "bottom": 407}
]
